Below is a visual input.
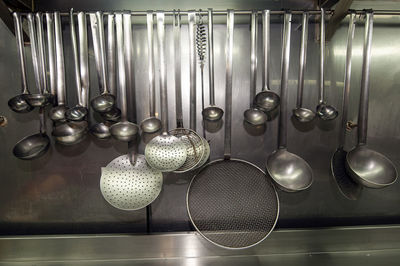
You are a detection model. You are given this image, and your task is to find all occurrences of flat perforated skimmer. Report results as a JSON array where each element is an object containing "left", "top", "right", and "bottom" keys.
[{"left": 100, "top": 154, "right": 163, "bottom": 210}]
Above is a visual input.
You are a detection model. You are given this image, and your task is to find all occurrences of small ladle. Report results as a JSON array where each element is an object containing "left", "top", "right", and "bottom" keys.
[
  {"left": 244, "top": 11, "right": 267, "bottom": 125},
  {"left": 140, "top": 11, "right": 161, "bottom": 133},
  {"left": 90, "top": 121, "right": 111, "bottom": 139},
  {"left": 8, "top": 12, "right": 34, "bottom": 113},
  {"left": 90, "top": 11, "right": 116, "bottom": 114},
  {"left": 13, "top": 107, "right": 50, "bottom": 160},
  {"left": 266, "top": 12, "right": 313, "bottom": 192},
  {"left": 253, "top": 10, "right": 280, "bottom": 114},
  {"left": 316, "top": 8, "right": 338, "bottom": 121},
  {"left": 202, "top": 9, "right": 223, "bottom": 122},
  {"left": 293, "top": 12, "right": 316, "bottom": 123},
  {"left": 345, "top": 11, "right": 397, "bottom": 188},
  {"left": 109, "top": 13, "right": 139, "bottom": 141}
]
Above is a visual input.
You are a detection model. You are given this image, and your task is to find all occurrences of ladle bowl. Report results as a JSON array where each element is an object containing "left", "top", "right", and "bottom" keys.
[
  {"left": 49, "top": 105, "right": 68, "bottom": 122},
  {"left": 293, "top": 107, "right": 316, "bottom": 123},
  {"left": 90, "top": 122, "right": 111, "bottom": 139},
  {"left": 13, "top": 133, "right": 50, "bottom": 160},
  {"left": 202, "top": 106, "right": 224, "bottom": 122},
  {"left": 8, "top": 95, "right": 33, "bottom": 113},
  {"left": 110, "top": 121, "right": 139, "bottom": 142},
  {"left": 90, "top": 94, "right": 115, "bottom": 113},
  {"left": 346, "top": 146, "right": 397, "bottom": 188},
  {"left": 266, "top": 149, "right": 313, "bottom": 192},
  {"left": 65, "top": 106, "right": 88, "bottom": 121},
  {"left": 254, "top": 91, "right": 280, "bottom": 113},
  {"left": 140, "top": 117, "right": 162, "bottom": 133},
  {"left": 52, "top": 120, "right": 88, "bottom": 145},
  {"left": 24, "top": 94, "right": 50, "bottom": 107},
  {"left": 101, "top": 107, "right": 121, "bottom": 122},
  {"left": 316, "top": 102, "right": 338, "bottom": 120},
  {"left": 244, "top": 107, "right": 267, "bottom": 125}
]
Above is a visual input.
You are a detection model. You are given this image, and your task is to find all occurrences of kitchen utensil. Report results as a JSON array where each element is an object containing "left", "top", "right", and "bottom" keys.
[
  {"left": 140, "top": 11, "right": 162, "bottom": 133},
  {"left": 65, "top": 9, "right": 88, "bottom": 121},
  {"left": 253, "top": 10, "right": 280, "bottom": 114},
  {"left": 331, "top": 12, "right": 362, "bottom": 200},
  {"left": 13, "top": 107, "right": 50, "bottom": 159},
  {"left": 187, "top": 10, "right": 279, "bottom": 249},
  {"left": 346, "top": 11, "right": 397, "bottom": 188},
  {"left": 8, "top": 12, "right": 33, "bottom": 113},
  {"left": 45, "top": 13, "right": 56, "bottom": 99},
  {"left": 266, "top": 12, "right": 313, "bottom": 192},
  {"left": 90, "top": 11, "right": 116, "bottom": 113},
  {"left": 109, "top": 13, "right": 139, "bottom": 142},
  {"left": 49, "top": 12, "right": 69, "bottom": 122},
  {"left": 316, "top": 8, "right": 338, "bottom": 120},
  {"left": 292, "top": 12, "right": 316, "bottom": 123},
  {"left": 244, "top": 11, "right": 267, "bottom": 125},
  {"left": 90, "top": 121, "right": 111, "bottom": 139},
  {"left": 145, "top": 12, "right": 187, "bottom": 172},
  {"left": 202, "top": 8, "right": 224, "bottom": 122}
]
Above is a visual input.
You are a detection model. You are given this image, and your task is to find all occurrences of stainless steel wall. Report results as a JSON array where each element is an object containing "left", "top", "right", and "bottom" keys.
[{"left": 1, "top": 8, "right": 400, "bottom": 234}]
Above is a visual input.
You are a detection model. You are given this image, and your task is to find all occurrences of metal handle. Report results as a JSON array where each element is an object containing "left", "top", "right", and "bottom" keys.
[
  {"left": 250, "top": 10, "right": 257, "bottom": 106},
  {"left": 358, "top": 11, "right": 373, "bottom": 145},
  {"left": 188, "top": 11, "right": 197, "bottom": 131},
  {"left": 39, "top": 107, "right": 46, "bottom": 134},
  {"left": 96, "top": 11, "right": 109, "bottom": 95},
  {"left": 123, "top": 12, "right": 135, "bottom": 122},
  {"left": 70, "top": 9, "right": 83, "bottom": 106},
  {"left": 35, "top": 12, "right": 48, "bottom": 95},
  {"left": 107, "top": 14, "right": 117, "bottom": 97},
  {"left": 54, "top": 12, "right": 66, "bottom": 105},
  {"left": 208, "top": 8, "right": 215, "bottom": 106},
  {"left": 173, "top": 11, "right": 183, "bottom": 128},
  {"left": 339, "top": 12, "right": 356, "bottom": 148},
  {"left": 13, "top": 13, "right": 29, "bottom": 95},
  {"left": 296, "top": 12, "right": 308, "bottom": 108},
  {"left": 27, "top": 13, "right": 41, "bottom": 94},
  {"left": 319, "top": 8, "right": 325, "bottom": 104},
  {"left": 278, "top": 12, "right": 292, "bottom": 149},
  {"left": 262, "top": 10, "right": 270, "bottom": 92},
  {"left": 157, "top": 12, "right": 168, "bottom": 132},
  {"left": 148, "top": 11, "right": 156, "bottom": 118},
  {"left": 45, "top": 13, "right": 56, "bottom": 97},
  {"left": 89, "top": 13, "right": 104, "bottom": 95},
  {"left": 224, "top": 9, "right": 234, "bottom": 159},
  {"left": 78, "top": 12, "right": 89, "bottom": 108},
  {"left": 115, "top": 13, "right": 127, "bottom": 122}
]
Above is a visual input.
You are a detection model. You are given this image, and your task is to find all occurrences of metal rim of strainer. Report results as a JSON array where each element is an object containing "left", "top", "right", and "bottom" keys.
[{"left": 100, "top": 154, "right": 163, "bottom": 211}]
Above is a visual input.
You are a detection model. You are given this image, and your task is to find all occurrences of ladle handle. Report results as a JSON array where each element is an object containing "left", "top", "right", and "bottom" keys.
[
  {"left": 36, "top": 12, "right": 48, "bottom": 95},
  {"left": 13, "top": 13, "right": 29, "bottom": 95},
  {"left": 115, "top": 13, "right": 128, "bottom": 122},
  {"left": 319, "top": 8, "right": 325, "bottom": 104},
  {"left": 339, "top": 12, "right": 356, "bottom": 148},
  {"left": 148, "top": 11, "right": 156, "bottom": 118},
  {"left": 78, "top": 12, "right": 89, "bottom": 108},
  {"left": 358, "top": 11, "right": 373, "bottom": 145},
  {"left": 45, "top": 13, "right": 56, "bottom": 97},
  {"left": 70, "top": 9, "right": 83, "bottom": 106},
  {"left": 262, "top": 10, "right": 270, "bottom": 92},
  {"left": 278, "top": 12, "right": 292, "bottom": 149},
  {"left": 107, "top": 14, "right": 117, "bottom": 97},
  {"left": 54, "top": 12, "right": 66, "bottom": 105},
  {"left": 123, "top": 12, "right": 135, "bottom": 122},
  {"left": 249, "top": 11, "right": 257, "bottom": 106},
  {"left": 296, "top": 12, "right": 308, "bottom": 108},
  {"left": 89, "top": 14, "right": 103, "bottom": 94},
  {"left": 173, "top": 11, "right": 183, "bottom": 128},
  {"left": 188, "top": 11, "right": 197, "bottom": 131},
  {"left": 224, "top": 9, "right": 234, "bottom": 159},
  {"left": 96, "top": 11, "right": 109, "bottom": 95},
  {"left": 208, "top": 8, "right": 215, "bottom": 106},
  {"left": 39, "top": 107, "right": 46, "bottom": 135},
  {"left": 157, "top": 12, "right": 168, "bottom": 132},
  {"left": 27, "top": 14, "right": 41, "bottom": 94}
]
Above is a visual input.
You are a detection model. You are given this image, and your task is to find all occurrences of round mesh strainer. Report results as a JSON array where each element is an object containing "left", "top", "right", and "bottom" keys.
[
  {"left": 100, "top": 154, "right": 163, "bottom": 210},
  {"left": 187, "top": 159, "right": 279, "bottom": 249}
]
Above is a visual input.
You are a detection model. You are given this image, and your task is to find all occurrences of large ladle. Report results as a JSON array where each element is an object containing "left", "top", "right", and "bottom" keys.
[
  {"left": 13, "top": 107, "right": 50, "bottom": 160},
  {"left": 345, "top": 11, "right": 397, "bottom": 188},
  {"left": 266, "top": 12, "right": 313, "bottom": 192},
  {"left": 109, "top": 13, "right": 139, "bottom": 142},
  {"left": 253, "top": 10, "right": 280, "bottom": 114},
  {"left": 140, "top": 11, "right": 162, "bottom": 133},
  {"left": 316, "top": 8, "right": 338, "bottom": 121},
  {"left": 202, "top": 8, "right": 223, "bottom": 122},
  {"left": 244, "top": 11, "right": 267, "bottom": 125},
  {"left": 65, "top": 10, "right": 88, "bottom": 121},
  {"left": 292, "top": 12, "right": 316, "bottom": 123},
  {"left": 90, "top": 11, "right": 116, "bottom": 114},
  {"left": 8, "top": 12, "right": 33, "bottom": 113}
]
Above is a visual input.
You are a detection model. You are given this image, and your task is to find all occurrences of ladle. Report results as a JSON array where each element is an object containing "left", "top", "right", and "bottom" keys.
[
  {"left": 316, "top": 8, "right": 338, "bottom": 121},
  {"left": 109, "top": 13, "right": 139, "bottom": 142},
  {"left": 90, "top": 11, "right": 116, "bottom": 113},
  {"left": 244, "top": 11, "right": 267, "bottom": 125},
  {"left": 8, "top": 12, "right": 33, "bottom": 113},
  {"left": 45, "top": 13, "right": 57, "bottom": 101},
  {"left": 266, "top": 12, "right": 313, "bottom": 192},
  {"left": 140, "top": 11, "right": 162, "bottom": 133},
  {"left": 201, "top": 8, "right": 224, "bottom": 122},
  {"left": 253, "top": 10, "right": 280, "bottom": 114},
  {"left": 292, "top": 12, "right": 316, "bottom": 123},
  {"left": 345, "top": 11, "right": 397, "bottom": 188},
  {"left": 13, "top": 107, "right": 50, "bottom": 160},
  {"left": 65, "top": 9, "right": 88, "bottom": 121}
]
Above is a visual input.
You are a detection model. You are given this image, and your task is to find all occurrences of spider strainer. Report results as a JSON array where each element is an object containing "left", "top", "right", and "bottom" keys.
[
  {"left": 100, "top": 154, "right": 163, "bottom": 210},
  {"left": 186, "top": 10, "right": 279, "bottom": 249}
]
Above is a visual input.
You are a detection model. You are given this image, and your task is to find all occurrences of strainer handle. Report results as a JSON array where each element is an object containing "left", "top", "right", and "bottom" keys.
[
  {"left": 156, "top": 12, "right": 168, "bottom": 132},
  {"left": 123, "top": 12, "right": 135, "bottom": 122},
  {"left": 115, "top": 13, "right": 127, "bottom": 121},
  {"left": 147, "top": 11, "right": 156, "bottom": 118},
  {"left": 188, "top": 11, "right": 197, "bottom": 131},
  {"left": 174, "top": 11, "right": 183, "bottom": 128}
]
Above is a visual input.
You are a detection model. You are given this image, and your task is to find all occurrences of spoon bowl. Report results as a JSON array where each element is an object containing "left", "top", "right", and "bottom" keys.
[
  {"left": 254, "top": 91, "right": 280, "bottom": 113},
  {"left": 316, "top": 102, "right": 338, "bottom": 120},
  {"left": 244, "top": 107, "right": 267, "bottom": 125},
  {"left": 202, "top": 106, "right": 224, "bottom": 122},
  {"left": 140, "top": 117, "right": 162, "bottom": 133},
  {"left": 90, "top": 122, "right": 111, "bottom": 139},
  {"left": 293, "top": 107, "right": 316, "bottom": 123},
  {"left": 8, "top": 95, "right": 33, "bottom": 113}
]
